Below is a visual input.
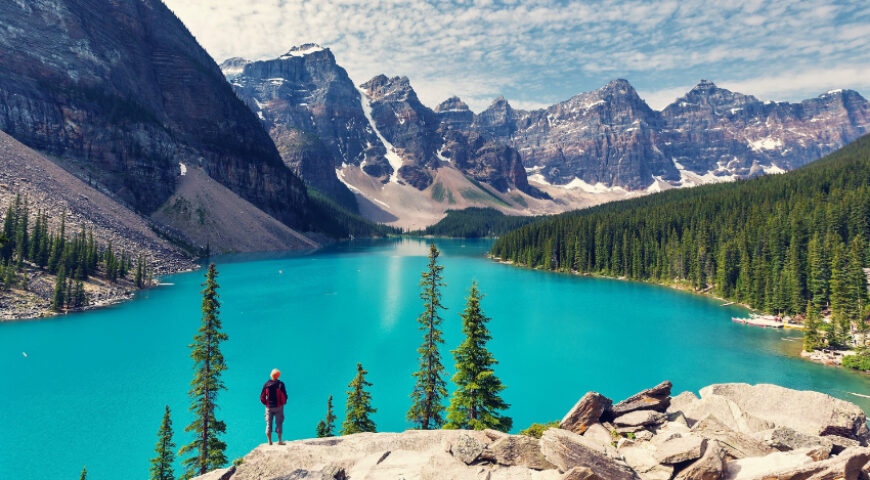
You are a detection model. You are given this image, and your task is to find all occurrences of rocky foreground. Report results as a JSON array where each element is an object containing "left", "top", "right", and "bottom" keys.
[{"left": 194, "top": 382, "right": 870, "bottom": 480}]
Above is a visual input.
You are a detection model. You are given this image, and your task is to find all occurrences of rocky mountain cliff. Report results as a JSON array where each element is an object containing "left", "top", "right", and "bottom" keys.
[
  {"left": 469, "top": 80, "right": 870, "bottom": 191},
  {"left": 222, "top": 46, "right": 868, "bottom": 227},
  {"left": 193, "top": 382, "right": 870, "bottom": 480},
  {"left": 0, "top": 0, "right": 312, "bottom": 236},
  {"left": 221, "top": 46, "right": 544, "bottom": 223}
]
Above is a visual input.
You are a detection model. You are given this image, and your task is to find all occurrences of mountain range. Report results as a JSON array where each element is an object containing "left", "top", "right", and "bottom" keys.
[
  {"left": 0, "top": 0, "right": 867, "bottom": 248},
  {"left": 222, "top": 45, "right": 869, "bottom": 228}
]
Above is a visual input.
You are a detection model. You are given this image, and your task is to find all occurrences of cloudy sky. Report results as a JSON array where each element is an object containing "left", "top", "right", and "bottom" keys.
[{"left": 163, "top": 0, "right": 870, "bottom": 112}]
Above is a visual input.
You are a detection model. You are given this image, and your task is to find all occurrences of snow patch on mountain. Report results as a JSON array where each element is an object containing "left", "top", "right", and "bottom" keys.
[
  {"left": 356, "top": 86, "right": 404, "bottom": 183},
  {"left": 280, "top": 44, "right": 325, "bottom": 58},
  {"left": 748, "top": 137, "right": 784, "bottom": 152}
]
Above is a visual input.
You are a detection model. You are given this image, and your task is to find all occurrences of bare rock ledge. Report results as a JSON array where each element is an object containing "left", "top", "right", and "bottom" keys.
[{"left": 193, "top": 383, "right": 870, "bottom": 480}]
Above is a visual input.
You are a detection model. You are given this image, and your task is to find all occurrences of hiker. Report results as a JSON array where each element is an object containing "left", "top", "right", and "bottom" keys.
[{"left": 260, "top": 368, "right": 288, "bottom": 445}]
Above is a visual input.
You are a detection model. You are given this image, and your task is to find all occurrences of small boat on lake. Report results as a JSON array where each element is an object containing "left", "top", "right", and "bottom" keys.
[{"left": 732, "top": 314, "right": 784, "bottom": 329}]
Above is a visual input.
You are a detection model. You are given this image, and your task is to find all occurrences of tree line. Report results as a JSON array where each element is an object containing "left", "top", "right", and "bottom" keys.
[
  {"left": 0, "top": 194, "right": 152, "bottom": 311},
  {"left": 492, "top": 135, "right": 870, "bottom": 359},
  {"left": 146, "top": 244, "right": 512, "bottom": 480},
  {"left": 413, "top": 207, "right": 543, "bottom": 238}
]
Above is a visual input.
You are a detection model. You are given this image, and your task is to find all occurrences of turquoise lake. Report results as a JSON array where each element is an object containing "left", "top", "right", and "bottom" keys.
[{"left": 1, "top": 237, "right": 869, "bottom": 479}]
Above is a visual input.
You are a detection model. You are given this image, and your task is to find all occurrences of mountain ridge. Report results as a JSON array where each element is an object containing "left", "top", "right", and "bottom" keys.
[{"left": 221, "top": 45, "right": 868, "bottom": 228}]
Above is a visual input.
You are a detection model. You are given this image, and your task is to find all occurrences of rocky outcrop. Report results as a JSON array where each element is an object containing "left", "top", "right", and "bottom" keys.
[
  {"left": 224, "top": 49, "right": 540, "bottom": 208},
  {"left": 193, "top": 382, "right": 870, "bottom": 480},
  {"left": 0, "top": 0, "right": 312, "bottom": 231},
  {"left": 560, "top": 392, "right": 613, "bottom": 435},
  {"left": 435, "top": 96, "right": 474, "bottom": 131},
  {"left": 221, "top": 46, "right": 378, "bottom": 209}
]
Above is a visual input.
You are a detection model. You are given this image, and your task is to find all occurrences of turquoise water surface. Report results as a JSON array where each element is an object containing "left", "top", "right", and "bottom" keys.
[{"left": 1, "top": 238, "right": 868, "bottom": 479}]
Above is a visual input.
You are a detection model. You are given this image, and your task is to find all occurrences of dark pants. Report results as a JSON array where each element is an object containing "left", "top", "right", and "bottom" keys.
[{"left": 265, "top": 406, "right": 284, "bottom": 435}]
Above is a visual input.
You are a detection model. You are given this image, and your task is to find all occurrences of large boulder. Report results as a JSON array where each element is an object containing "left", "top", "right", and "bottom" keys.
[
  {"left": 540, "top": 429, "right": 639, "bottom": 480},
  {"left": 619, "top": 442, "right": 674, "bottom": 480},
  {"left": 614, "top": 411, "right": 667, "bottom": 428},
  {"left": 486, "top": 435, "right": 556, "bottom": 470},
  {"left": 611, "top": 381, "right": 673, "bottom": 417},
  {"left": 691, "top": 416, "right": 776, "bottom": 460},
  {"left": 561, "top": 392, "right": 613, "bottom": 435},
  {"left": 758, "top": 426, "right": 834, "bottom": 453},
  {"left": 723, "top": 446, "right": 869, "bottom": 480},
  {"left": 654, "top": 434, "right": 707, "bottom": 464},
  {"left": 676, "top": 395, "right": 773, "bottom": 433},
  {"left": 674, "top": 440, "right": 725, "bottom": 480},
  {"left": 700, "top": 384, "right": 870, "bottom": 442},
  {"left": 451, "top": 432, "right": 486, "bottom": 464},
  {"left": 582, "top": 423, "right": 614, "bottom": 450}
]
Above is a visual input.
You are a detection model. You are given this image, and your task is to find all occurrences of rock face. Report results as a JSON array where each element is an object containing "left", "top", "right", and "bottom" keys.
[
  {"left": 193, "top": 383, "right": 870, "bottom": 480},
  {"left": 0, "top": 0, "right": 311, "bottom": 230},
  {"left": 221, "top": 48, "right": 544, "bottom": 213},
  {"left": 560, "top": 392, "right": 613, "bottom": 435},
  {"left": 540, "top": 429, "right": 639, "bottom": 480},
  {"left": 221, "top": 45, "right": 376, "bottom": 209},
  {"left": 699, "top": 384, "right": 870, "bottom": 442},
  {"left": 612, "top": 381, "right": 673, "bottom": 417},
  {"left": 467, "top": 80, "right": 870, "bottom": 191}
]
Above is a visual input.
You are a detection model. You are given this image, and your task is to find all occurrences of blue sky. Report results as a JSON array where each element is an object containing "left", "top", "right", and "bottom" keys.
[{"left": 164, "top": 0, "right": 870, "bottom": 112}]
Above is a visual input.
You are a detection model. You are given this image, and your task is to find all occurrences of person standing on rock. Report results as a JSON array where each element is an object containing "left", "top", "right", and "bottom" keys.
[{"left": 261, "top": 368, "right": 288, "bottom": 445}]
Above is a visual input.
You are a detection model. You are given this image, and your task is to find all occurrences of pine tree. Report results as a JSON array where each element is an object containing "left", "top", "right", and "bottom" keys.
[
  {"left": 407, "top": 243, "right": 448, "bottom": 430},
  {"left": 180, "top": 264, "right": 228, "bottom": 479},
  {"left": 80, "top": 466, "right": 87, "bottom": 480},
  {"left": 341, "top": 363, "right": 376, "bottom": 435},
  {"left": 150, "top": 406, "right": 176, "bottom": 480},
  {"left": 316, "top": 395, "right": 337, "bottom": 438},
  {"left": 445, "top": 282, "right": 512, "bottom": 431},
  {"left": 803, "top": 301, "right": 823, "bottom": 351},
  {"left": 51, "top": 266, "right": 66, "bottom": 311}
]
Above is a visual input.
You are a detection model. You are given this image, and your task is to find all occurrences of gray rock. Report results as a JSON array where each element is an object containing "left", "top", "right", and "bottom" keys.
[
  {"left": 540, "top": 429, "right": 639, "bottom": 480},
  {"left": 674, "top": 440, "right": 725, "bottom": 480},
  {"left": 723, "top": 446, "right": 868, "bottom": 480},
  {"left": 582, "top": 423, "right": 615, "bottom": 449},
  {"left": 669, "top": 392, "right": 701, "bottom": 415},
  {"left": 451, "top": 433, "right": 486, "bottom": 464},
  {"left": 614, "top": 410, "right": 667, "bottom": 428},
  {"left": 611, "top": 381, "right": 673, "bottom": 417},
  {"left": 827, "top": 434, "right": 862, "bottom": 454},
  {"left": 486, "top": 435, "right": 556, "bottom": 470},
  {"left": 619, "top": 442, "right": 674, "bottom": 480},
  {"left": 655, "top": 435, "right": 706, "bottom": 464},
  {"left": 700, "top": 384, "right": 870, "bottom": 443},
  {"left": 760, "top": 426, "right": 834, "bottom": 453},
  {"left": 560, "top": 466, "right": 606, "bottom": 480},
  {"left": 678, "top": 394, "right": 774, "bottom": 433},
  {"left": 691, "top": 415, "right": 776, "bottom": 460},
  {"left": 561, "top": 392, "right": 613, "bottom": 435},
  {"left": 635, "top": 430, "right": 654, "bottom": 442}
]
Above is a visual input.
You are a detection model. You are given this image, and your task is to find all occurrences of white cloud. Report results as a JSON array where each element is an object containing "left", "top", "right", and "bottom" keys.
[{"left": 163, "top": 0, "right": 870, "bottom": 112}]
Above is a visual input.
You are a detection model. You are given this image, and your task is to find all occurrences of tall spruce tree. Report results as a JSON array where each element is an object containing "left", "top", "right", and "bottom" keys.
[
  {"left": 51, "top": 266, "right": 66, "bottom": 311},
  {"left": 341, "top": 363, "right": 376, "bottom": 435},
  {"left": 445, "top": 282, "right": 512, "bottom": 431},
  {"left": 407, "top": 243, "right": 448, "bottom": 430},
  {"left": 316, "top": 395, "right": 337, "bottom": 438},
  {"left": 79, "top": 466, "right": 87, "bottom": 480},
  {"left": 180, "top": 264, "right": 228, "bottom": 478},
  {"left": 150, "top": 406, "right": 176, "bottom": 480}
]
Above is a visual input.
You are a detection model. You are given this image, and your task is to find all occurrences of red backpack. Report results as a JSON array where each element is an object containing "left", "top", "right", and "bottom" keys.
[{"left": 260, "top": 381, "right": 287, "bottom": 406}]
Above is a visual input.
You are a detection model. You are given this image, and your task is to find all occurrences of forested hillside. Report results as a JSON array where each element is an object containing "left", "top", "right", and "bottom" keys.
[
  {"left": 492, "top": 135, "right": 870, "bottom": 343},
  {"left": 415, "top": 208, "right": 543, "bottom": 238}
]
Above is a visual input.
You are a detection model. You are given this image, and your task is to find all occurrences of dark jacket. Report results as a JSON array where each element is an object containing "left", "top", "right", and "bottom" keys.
[{"left": 260, "top": 379, "right": 287, "bottom": 408}]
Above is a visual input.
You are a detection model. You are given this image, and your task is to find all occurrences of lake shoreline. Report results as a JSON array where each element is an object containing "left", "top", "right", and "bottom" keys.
[{"left": 487, "top": 255, "right": 870, "bottom": 375}]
